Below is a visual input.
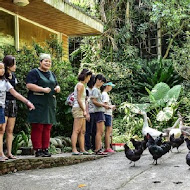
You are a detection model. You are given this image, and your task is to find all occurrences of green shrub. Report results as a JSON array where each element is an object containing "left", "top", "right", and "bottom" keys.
[{"left": 0, "top": 36, "right": 77, "bottom": 137}]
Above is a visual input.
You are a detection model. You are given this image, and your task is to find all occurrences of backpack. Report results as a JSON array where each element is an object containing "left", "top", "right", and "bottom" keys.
[{"left": 65, "top": 92, "right": 74, "bottom": 106}]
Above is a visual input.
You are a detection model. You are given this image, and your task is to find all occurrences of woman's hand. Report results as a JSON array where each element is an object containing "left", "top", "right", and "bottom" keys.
[
  {"left": 43, "top": 87, "right": 51, "bottom": 93},
  {"left": 86, "top": 113, "right": 90, "bottom": 122},
  {"left": 54, "top": 86, "right": 61, "bottom": 93},
  {"left": 26, "top": 101, "right": 35, "bottom": 110},
  {"left": 103, "top": 104, "right": 111, "bottom": 109}
]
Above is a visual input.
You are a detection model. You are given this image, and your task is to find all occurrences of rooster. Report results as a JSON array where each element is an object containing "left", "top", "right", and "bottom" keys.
[
  {"left": 170, "top": 134, "right": 184, "bottom": 152},
  {"left": 124, "top": 144, "right": 142, "bottom": 166}
]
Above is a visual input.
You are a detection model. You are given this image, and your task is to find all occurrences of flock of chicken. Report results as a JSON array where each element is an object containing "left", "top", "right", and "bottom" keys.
[
  {"left": 124, "top": 110, "right": 190, "bottom": 167},
  {"left": 124, "top": 133, "right": 190, "bottom": 167}
]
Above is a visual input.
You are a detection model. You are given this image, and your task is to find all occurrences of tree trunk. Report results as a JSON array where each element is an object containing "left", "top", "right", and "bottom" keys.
[
  {"left": 163, "top": 21, "right": 185, "bottom": 59},
  {"left": 125, "top": 1, "right": 130, "bottom": 24},
  {"left": 157, "top": 21, "right": 162, "bottom": 60}
]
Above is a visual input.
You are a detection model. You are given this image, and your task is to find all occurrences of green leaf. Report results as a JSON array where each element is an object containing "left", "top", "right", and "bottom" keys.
[
  {"left": 150, "top": 82, "right": 170, "bottom": 102},
  {"left": 165, "top": 85, "right": 181, "bottom": 103},
  {"left": 156, "top": 107, "right": 173, "bottom": 121}
]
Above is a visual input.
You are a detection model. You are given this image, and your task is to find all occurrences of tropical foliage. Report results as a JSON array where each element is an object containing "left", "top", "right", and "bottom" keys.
[{"left": 0, "top": 36, "right": 77, "bottom": 136}]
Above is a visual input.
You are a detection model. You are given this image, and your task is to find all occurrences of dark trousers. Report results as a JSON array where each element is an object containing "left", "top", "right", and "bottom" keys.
[
  {"left": 85, "top": 113, "right": 96, "bottom": 150},
  {"left": 31, "top": 123, "right": 52, "bottom": 150}
]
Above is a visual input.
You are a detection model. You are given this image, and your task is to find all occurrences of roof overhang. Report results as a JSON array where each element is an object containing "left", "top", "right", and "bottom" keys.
[{"left": 0, "top": 0, "right": 104, "bottom": 36}]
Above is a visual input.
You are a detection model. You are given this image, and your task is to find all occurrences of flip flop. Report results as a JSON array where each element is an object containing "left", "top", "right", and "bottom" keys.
[
  {"left": 72, "top": 152, "right": 82, "bottom": 156},
  {"left": 7, "top": 155, "right": 17, "bottom": 159}
]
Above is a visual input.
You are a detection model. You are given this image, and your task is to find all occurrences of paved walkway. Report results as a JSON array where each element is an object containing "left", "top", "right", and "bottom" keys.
[{"left": 0, "top": 144, "right": 189, "bottom": 190}]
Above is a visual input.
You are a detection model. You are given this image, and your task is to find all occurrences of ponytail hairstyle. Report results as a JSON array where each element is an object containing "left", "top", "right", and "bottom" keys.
[
  {"left": 3, "top": 55, "right": 16, "bottom": 79},
  {"left": 87, "top": 74, "right": 95, "bottom": 89},
  {"left": 78, "top": 68, "right": 92, "bottom": 81},
  {"left": 100, "top": 77, "right": 107, "bottom": 92}
]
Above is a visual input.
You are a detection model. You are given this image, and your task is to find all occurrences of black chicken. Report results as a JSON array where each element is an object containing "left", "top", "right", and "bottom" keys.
[
  {"left": 130, "top": 138, "right": 142, "bottom": 150},
  {"left": 130, "top": 136, "right": 148, "bottom": 151},
  {"left": 160, "top": 141, "right": 171, "bottom": 155},
  {"left": 147, "top": 133, "right": 164, "bottom": 165},
  {"left": 155, "top": 134, "right": 163, "bottom": 146},
  {"left": 142, "top": 136, "right": 148, "bottom": 150},
  {"left": 186, "top": 151, "right": 190, "bottom": 167},
  {"left": 170, "top": 134, "right": 184, "bottom": 152},
  {"left": 124, "top": 144, "right": 142, "bottom": 166},
  {"left": 185, "top": 138, "right": 190, "bottom": 150}
]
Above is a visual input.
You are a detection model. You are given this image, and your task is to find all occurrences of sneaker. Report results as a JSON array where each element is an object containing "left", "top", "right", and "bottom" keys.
[
  {"left": 104, "top": 148, "right": 115, "bottom": 153},
  {"left": 95, "top": 150, "right": 108, "bottom": 155},
  {"left": 35, "top": 149, "right": 44, "bottom": 157},
  {"left": 42, "top": 149, "right": 51, "bottom": 157},
  {"left": 87, "top": 149, "right": 94, "bottom": 154}
]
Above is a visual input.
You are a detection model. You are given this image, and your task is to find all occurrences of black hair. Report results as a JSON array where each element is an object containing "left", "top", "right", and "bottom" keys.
[
  {"left": 78, "top": 68, "right": 92, "bottom": 81},
  {"left": 95, "top": 74, "right": 106, "bottom": 83},
  {"left": 100, "top": 80, "right": 111, "bottom": 92},
  {"left": 3, "top": 55, "right": 15, "bottom": 79},
  {"left": 87, "top": 74, "right": 95, "bottom": 88},
  {"left": 100, "top": 77, "right": 107, "bottom": 92}
]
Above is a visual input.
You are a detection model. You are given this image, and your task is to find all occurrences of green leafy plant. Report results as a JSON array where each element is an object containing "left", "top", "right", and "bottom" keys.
[{"left": 12, "top": 131, "right": 29, "bottom": 155}]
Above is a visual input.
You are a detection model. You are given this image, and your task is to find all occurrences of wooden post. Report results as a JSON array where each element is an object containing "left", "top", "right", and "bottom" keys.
[
  {"left": 14, "top": 15, "right": 19, "bottom": 51},
  {"left": 57, "top": 32, "right": 63, "bottom": 44}
]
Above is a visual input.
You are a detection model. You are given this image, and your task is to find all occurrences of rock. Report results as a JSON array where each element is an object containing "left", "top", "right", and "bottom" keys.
[
  {"left": 55, "top": 138, "right": 63, "bottom": 148},
  {"left": 50, "top": 138, "right": 58, "bottom": 147},
  {"left": 55, "top": 148, "right": 62, "bottom": 154}
]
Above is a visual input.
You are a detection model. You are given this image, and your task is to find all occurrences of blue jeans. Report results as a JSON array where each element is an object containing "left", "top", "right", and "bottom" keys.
[{"left": 85, "top": 113, "right": 96, "bottom": 150}]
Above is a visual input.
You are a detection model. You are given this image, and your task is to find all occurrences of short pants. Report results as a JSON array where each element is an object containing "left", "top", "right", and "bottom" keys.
[
  {"left": 0, "top": 107, "right": 5, "bottom": 124},
  {"left": 72, "top": 107, "right": 85, "bottom": 118},
  {"left": 104, "top": 114, "right": 112, "bottom": 127},
  {"left": 4, "top": 100, "right": 17, "bottom": 117}
]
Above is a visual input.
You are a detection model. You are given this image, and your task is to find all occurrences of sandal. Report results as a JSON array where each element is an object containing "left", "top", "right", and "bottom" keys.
[
  {"left": 72, "top": 152, "right": 82, "bottom": 156},
  {"left": 95, "top": 150, "right": 108, "bottom": 155},
  {"left": 7, "top": 155, "right": 17, "bottom": 159},
  {"left": 0, "top": 156, "right": 6, "bottom": 162},
  {"left": 80, "top": 151, "right": 91, "bottom": 155}
]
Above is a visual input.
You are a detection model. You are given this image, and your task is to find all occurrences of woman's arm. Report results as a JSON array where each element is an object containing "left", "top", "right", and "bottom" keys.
[
  {"left": 91, "top": 98, "right": 110, "bottom": 109},
  {"left": 26, "top": 83, "right": 51, "bottom": 93},
  {"left": 9, "top": 88, "right": 35, "bottom": 110},
  {"left": 77, "top": 83, "right": 85, "bottom": 112}
]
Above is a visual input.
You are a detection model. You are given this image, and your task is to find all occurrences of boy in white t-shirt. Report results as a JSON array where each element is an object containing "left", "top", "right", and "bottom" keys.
[{"left": 101, "top": 82, "right": 116, "bottom": 153}]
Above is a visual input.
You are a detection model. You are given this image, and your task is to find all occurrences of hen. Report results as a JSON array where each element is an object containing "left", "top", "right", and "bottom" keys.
[
  {"left": 185, "top": 138, "right": 190, "bottom": 150},
  {"left": 155, "top": 134, "right": 163, "bottom": 146},
  {"left": 147, "top": 133, "right": 164, "bottom": 165},
  {"left": 170, "top": 133, "right": 184, "bottom": 152},
  {"left": 186, "top": 151, "right": 190, "bottom": 167},
  {"left": 124, "top": 144, "right": 142, "bottom": 166}
]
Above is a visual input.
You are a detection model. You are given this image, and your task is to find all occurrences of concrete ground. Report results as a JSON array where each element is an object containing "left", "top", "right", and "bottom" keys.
[{"left": 0, "top": 144, "right": 189, "bottom": 190}]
